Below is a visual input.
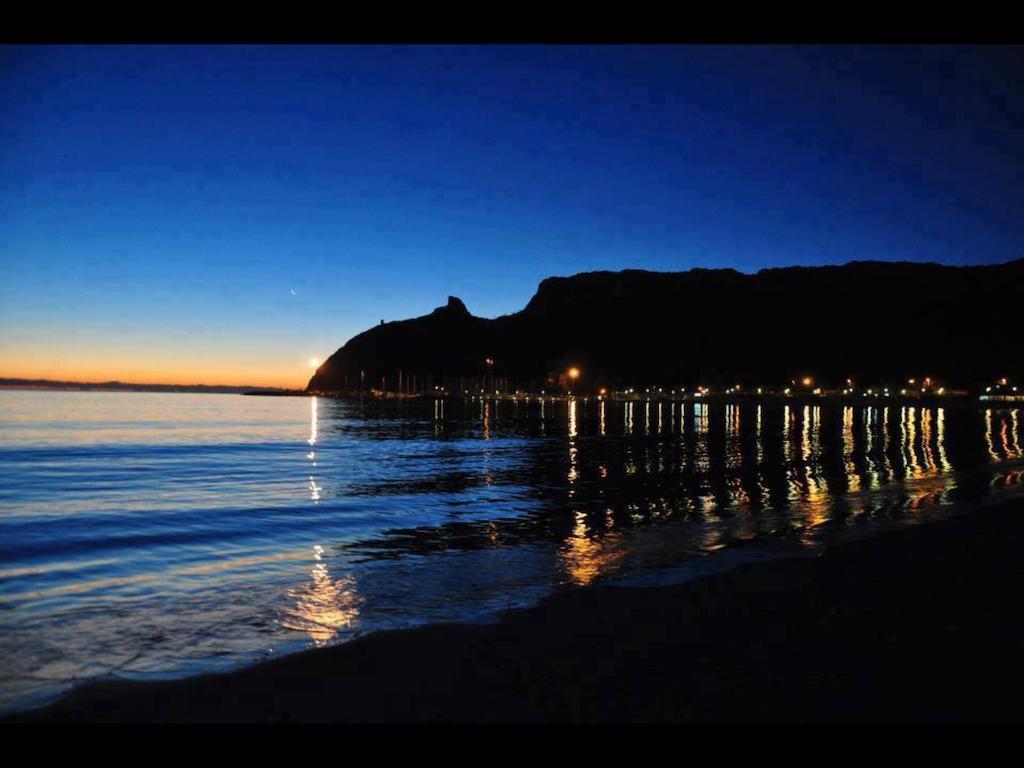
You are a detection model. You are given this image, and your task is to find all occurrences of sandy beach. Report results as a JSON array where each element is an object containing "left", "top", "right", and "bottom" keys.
[{"left": 7, "top": 490, "right": 1024, "bottom": 724}]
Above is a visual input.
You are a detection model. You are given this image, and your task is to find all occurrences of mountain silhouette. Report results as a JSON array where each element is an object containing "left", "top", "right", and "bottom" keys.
[{"left": 307, "top": 259, "right": 1024, "bottom": 394}]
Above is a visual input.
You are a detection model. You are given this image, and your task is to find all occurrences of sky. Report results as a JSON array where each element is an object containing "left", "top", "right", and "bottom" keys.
[{"left": 2, "top": 45, "right": 1022, "bottom": 388}]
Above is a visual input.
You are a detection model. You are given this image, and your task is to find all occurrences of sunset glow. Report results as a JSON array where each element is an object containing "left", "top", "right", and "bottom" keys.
[{"left": 0, "top": 345, "right": 319, "bottom": 389}]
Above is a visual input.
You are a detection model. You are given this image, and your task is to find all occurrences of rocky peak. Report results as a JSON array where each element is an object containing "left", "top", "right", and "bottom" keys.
[{"left": 433, "top": 295, "right": 470, "bottom": 317}]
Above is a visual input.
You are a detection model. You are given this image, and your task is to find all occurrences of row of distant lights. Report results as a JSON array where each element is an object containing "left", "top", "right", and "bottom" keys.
[
  {"left": 432, "top": 372, "right": 1014, "bottom": 397},
  {"left": 322, "top": 358, "right": 1014, "bottom": 397}
]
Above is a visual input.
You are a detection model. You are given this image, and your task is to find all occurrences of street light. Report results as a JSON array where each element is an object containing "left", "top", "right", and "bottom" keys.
[{"left": 567, "top": 367, "right": 580, "bottom": 397}]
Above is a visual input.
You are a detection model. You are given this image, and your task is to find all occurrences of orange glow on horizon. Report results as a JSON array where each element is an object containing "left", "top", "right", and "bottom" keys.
[{"left": 0, "top": 356, "right": 316, "bottom": 390}]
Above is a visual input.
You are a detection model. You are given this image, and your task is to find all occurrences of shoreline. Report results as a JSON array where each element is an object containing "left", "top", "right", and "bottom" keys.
[
  {"left": 9, "top": 491, "right": 1024, "bottom": 723},
  {"left": 0, "top": 384, "right": 297, "bottom": 396},
  {"left": 5, "top": 386, "right": 1018, "bottom": 407},
  {"left": 303, "top": 390, "right": 1013, "bottom": 408}
]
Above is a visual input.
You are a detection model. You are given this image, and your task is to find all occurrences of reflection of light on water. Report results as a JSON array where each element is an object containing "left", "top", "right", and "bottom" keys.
[
  {"left": 782, "top": 405, "right": 798, "bottom": 501},
  {"left": 599, "top": 400, "right": 606, "bottom": 436},
  {"left": 986, "top": 409, "right": 999, "bottom": 461},
  {"left": 921, "top": 408, "right": 935, "bottom": 473},
  {"left": 983, "top": 409, "right": 1024, "bottom": 461},
  {"left": 864, "top": 405, "right": 874, "bottom": 470},
  {"left": 726, "top": 404, "right": 742, "bottom": 471},
  {"left": 801, "top": 405, "right": 812, "bottom": 463},
  {"left": 994, "top": 411, "right": 1022, "bottom": 459},
  {"left": 756, "top": 404, "right": 764, "bottom": 467},
  {"left": 937, "top": 408, "right": 951, "bottom": 471},
  {"left": 486, "top": 521, "right": 500, "bottom": 547},
  {"left": 899, "top": 407, "right": 909, "bottom": 473},
  {"left": 881, "top": 406, "right": 892, "bottom": 477},
  {"left": 1010, "top": 410, "right": 1022, "bottom": 458},
  {"left": 282, "top": 549, "right": 362, "bottom": 646},
  {"left": 865, "top": 407, "right": 882, "bottom": 487},
  {"left": 843, "top": 407, "right": 860, "bottom": 493},
  {"left": 804, "top": 407, "right": 827, "bottom": 526},
  {"left": 483, "top": 401, "right": 490, "bottom": 440},
  {"left": 905, "top": 407, "right": 922, "bottom": 477},
  {"left": 308, "top": 396, "right": 321, "bottom": 501},
  {"left": 567, "top": 399, "right": 578, "bottom": 491},
  {"left": 1016, "top": 410, "right": 1022, "bottom": 457},
  {"left": 560, "top": 510, "right": 622, "bottom": 586},
  {"left": 434, "top": 398, "right": 445, "bottom": 436}
]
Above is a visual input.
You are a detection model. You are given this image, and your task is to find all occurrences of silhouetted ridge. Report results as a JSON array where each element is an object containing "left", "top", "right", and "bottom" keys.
[
  {"left": 432, "top": 296, "right": 470, "bottom": 316},
  {"left": 307, "top": 259, "right": 1024, "bottom": 393}
]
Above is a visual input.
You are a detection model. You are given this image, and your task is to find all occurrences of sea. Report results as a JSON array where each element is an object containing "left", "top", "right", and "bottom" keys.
[{"left": 1, "top": 389, "right": 1022, "bottom": 714}]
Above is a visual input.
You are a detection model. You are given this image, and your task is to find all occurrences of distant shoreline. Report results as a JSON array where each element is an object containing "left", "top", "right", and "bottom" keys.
[
  {"left": 0, "top": 379, "right": 299, "bottom": 395},
  {"left": 304, "top": 390, "right": 1014, "bottom": 408},
  {"left": 7, "top": 381, "right": 1018, "bottom": 408}
]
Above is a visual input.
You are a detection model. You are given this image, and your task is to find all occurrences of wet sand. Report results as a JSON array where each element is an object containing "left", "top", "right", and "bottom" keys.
[{"left": 10, "top": 493, "right": 1024, "bottom": 723}]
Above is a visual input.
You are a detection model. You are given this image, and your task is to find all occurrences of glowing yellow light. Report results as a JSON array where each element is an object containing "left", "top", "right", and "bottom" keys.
[
  {"left": 598, "top": 388, "right": 607, "bottom": 396},
  {"left": 802, "top": 377, "right": 813, "bottom": 387},
  {"left": 908, "top": 378, "right": 916, "bottom": 385},
  {"left": 309, "top": 358, "right": 320, "bottom": 368},
  {"left": 568, "top": 367, "right": 580, "bottom": 380}
]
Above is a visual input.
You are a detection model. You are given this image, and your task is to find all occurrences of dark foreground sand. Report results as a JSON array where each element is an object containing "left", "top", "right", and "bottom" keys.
[{"left": 10, "top": 494, "right": 1024, "bottom": 723}]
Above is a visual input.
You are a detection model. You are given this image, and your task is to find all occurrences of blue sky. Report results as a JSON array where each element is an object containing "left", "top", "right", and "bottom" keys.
[{"left": 2, "top": 45, "right": 1022, "bottom": 386}]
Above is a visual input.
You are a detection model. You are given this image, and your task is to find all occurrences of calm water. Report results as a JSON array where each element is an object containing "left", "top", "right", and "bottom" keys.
[{"left": 1, "top": 390, "right": 1023, "bottom": 713}]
